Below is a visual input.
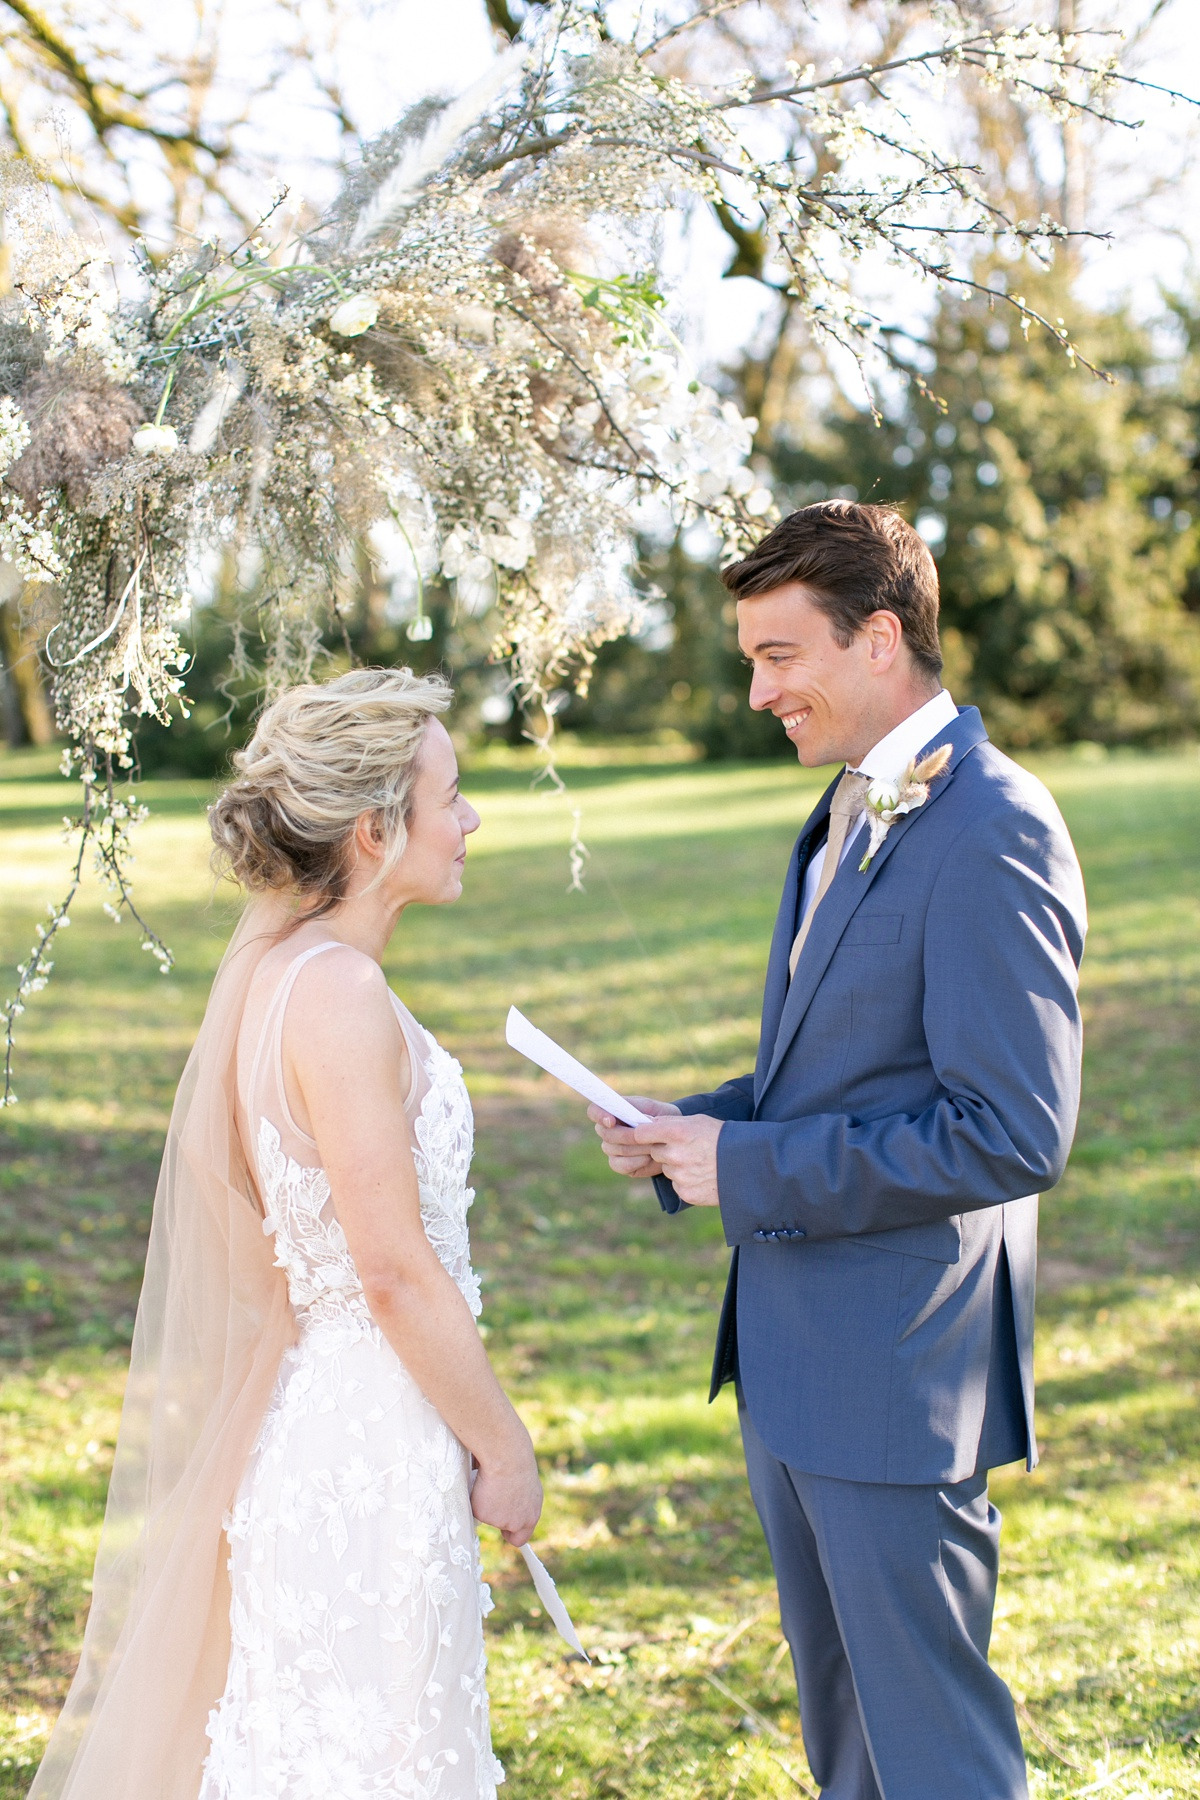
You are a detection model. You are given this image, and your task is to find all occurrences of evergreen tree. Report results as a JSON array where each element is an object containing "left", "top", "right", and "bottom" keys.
[
  {"left": 779, "top": 272, "right": 1200, "bottom": 746},
  {"left": 562, "top": 535, "right": 787, "bottom": 758}
]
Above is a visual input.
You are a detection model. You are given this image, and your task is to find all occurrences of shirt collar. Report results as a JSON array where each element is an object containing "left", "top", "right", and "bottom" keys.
[{"left": 853, "top": 689, "right": 960, "bottom": 784}]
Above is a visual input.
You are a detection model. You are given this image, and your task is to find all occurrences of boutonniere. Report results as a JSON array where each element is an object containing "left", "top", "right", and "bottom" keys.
[{"left": 858, "top": 744, "right": 953, "bottom": 871}]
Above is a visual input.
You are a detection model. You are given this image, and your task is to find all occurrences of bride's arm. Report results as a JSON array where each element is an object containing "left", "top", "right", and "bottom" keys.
[{"left": 285, "top": 947, "right": 542, "bottom": 1547}]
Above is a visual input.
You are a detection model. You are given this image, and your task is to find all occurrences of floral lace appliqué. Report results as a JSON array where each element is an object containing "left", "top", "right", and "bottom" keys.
[
  {"left": 411, "top": 1030, "right": 481, "bottom": 1319},
  {"left": 199, "top": 1021, "right": 501, "bottom": 1800}
]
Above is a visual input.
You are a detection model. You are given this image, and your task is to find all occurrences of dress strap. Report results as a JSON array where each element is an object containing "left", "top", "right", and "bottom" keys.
[
  {"left": 389, "top": 993, "right": 430, "bottom": 1116},
  {"left": 244, "top": 940, "right": 346, "bottom": 1148}
]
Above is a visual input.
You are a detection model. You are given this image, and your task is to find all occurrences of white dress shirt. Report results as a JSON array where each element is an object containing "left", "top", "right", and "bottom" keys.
[{"left": 797, "top": 688, "right": 960, "bottom": 928}]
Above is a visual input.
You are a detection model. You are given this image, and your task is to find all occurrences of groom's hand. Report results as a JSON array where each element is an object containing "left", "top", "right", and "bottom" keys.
[
  {"left": 589, "top": 1096, "right": 679, "bottom": 1179},
  {"left": 632, "top": 1113, "right": 722, "bottom": 1208}
]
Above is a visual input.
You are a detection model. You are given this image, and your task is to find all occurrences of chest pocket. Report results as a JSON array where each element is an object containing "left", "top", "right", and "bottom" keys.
[{"left": 840, "top": 912, "right": 904, "bottom": 947}]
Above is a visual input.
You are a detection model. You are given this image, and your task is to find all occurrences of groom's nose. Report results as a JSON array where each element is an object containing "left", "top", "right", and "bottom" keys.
[{"left": 747, "top": 662, "right": 779, "bottom": 712}]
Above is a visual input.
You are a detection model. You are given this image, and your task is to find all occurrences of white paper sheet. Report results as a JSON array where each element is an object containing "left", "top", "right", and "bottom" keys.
[
  {"left": 520, "top": 1543, "right": 590, "bottom": 1661},
  {"left": 505, "top": 1007, "right": 650, "bottom": 1127}
]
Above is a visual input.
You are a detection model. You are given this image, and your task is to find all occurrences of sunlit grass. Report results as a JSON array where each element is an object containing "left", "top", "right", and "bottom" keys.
[{"left": 0, "top": 743, "right": 1197, "bottom": 1797}]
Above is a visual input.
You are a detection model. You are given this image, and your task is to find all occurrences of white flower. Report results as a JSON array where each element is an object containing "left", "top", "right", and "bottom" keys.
[
  {"left": 744, "top": 486, "right": 774, "bottom": 517},
  {"left": 406, "top": 615, "right": 433, "bottom": 642},
  {"left": 480, "top": 515, "right": 534, "bottom": 570},
  {"left": 328, "top": 294, "right": 379, "bottom": 337},
  {"left": 859, "top": 746, "right": 953, "bottom": 869},
  {"left": 438, "top": 529, "right": 472, "bottom": 580},
  {"left": 0, "top": 398, "right": 30, "bottom": 477},
  {"left": 132, "top": 423, "right": 179, "bottom": 457},
  {"left": 629, "top": 356, "right": 673, "bottom": 399},
  {"left": 312, "top": 1680, "right": 396, "bottom": 1756},
  {"left": 334, "top": 1455, "right": 386, "bottom": 1519},
  {"left": 866, "top": 776, "right": 901, "bottom": 815}
]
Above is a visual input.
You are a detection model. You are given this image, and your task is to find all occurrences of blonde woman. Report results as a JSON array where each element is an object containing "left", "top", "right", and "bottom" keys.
[{"left": 31, "top": 669, "right": 540, "bottom": 1800}]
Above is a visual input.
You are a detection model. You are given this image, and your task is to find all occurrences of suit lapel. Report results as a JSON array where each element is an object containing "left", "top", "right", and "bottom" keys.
[
  {"left": 754, "top": 774, "right": 838, "bottom": 1099},
  {"left": 758, "top": 708, "right": 989, "bottom": 1104}
]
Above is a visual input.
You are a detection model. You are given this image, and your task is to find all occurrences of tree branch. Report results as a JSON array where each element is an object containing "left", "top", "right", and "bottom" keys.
[{"left": 1, "top": 0, "right": 229, "bottom": 157}]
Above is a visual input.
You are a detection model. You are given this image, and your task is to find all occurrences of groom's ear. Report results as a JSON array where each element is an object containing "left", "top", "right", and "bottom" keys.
[{"left": 862, "top": 609, "right": 905, "bottom": 675}]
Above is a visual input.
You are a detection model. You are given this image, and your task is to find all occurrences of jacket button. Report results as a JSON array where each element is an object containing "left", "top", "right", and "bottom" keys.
[{"left": 753, "top": 1230, "right": 767, "bottom": 1241}]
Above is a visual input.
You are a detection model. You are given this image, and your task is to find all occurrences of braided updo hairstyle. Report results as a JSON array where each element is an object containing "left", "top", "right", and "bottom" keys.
[{"left": 209, "top": 667, "right": 453, "bottom": 916}]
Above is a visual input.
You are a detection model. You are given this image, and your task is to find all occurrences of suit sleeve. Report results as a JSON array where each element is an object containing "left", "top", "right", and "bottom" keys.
[
  {"left": 652, "top": 1074, "right": 756, "bottom": 1214},
  {"left": 714, "top": 801, "right": 1086, "bottom": 1246}
]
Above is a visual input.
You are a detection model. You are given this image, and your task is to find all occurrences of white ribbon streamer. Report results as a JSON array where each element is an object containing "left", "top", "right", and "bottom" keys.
[{"left": 520, "top": 1543, "right": 590, "bottom": 1661}]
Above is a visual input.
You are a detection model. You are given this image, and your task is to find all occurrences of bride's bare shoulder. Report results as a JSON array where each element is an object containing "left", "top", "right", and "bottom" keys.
[
  {"left": 277, "top": 943, "right": 402, "bottom": 1094},
  {"left": 294, "top": 939, "right": 389, "bottom": 1000}
]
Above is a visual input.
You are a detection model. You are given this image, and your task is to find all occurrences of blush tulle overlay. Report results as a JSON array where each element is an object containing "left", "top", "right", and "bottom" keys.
[
  {"left": 27, "top": 901, "right": 501, "bottom": 1800},
  {"left": 199, "top": 940, "right": 503, "bottom": 1800}
]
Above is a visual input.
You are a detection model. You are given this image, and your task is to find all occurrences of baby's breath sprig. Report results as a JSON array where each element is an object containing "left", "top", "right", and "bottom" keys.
[{"left": 1, "top": 753, "right": 173, "bottom": 1106}]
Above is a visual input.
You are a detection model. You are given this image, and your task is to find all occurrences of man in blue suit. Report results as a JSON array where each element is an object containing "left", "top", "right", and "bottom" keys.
[{"left": 591, "top": 501, "right": 1086, "bottom": 1799}]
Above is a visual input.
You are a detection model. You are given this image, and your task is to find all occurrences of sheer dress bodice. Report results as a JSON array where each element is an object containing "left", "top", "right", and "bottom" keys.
[
  {"left": 237, "top": 940, "right": 482, "bottom": 1333},
  {"left": 199, "top": 939, "right": 501, "bottom": 1800}
]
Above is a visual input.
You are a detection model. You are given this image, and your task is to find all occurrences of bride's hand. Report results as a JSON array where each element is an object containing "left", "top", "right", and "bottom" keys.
[
  {"left": 471, "top": 1435, "right": 543, "bottom": 1547},
  {"left": 588, "top": 1096, "right": 680, "bottom": 1178}
]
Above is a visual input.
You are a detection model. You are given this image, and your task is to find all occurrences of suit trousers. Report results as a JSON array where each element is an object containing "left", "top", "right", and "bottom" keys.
[{"left": 739, "top": 1401, "right": 1028, "bottom": 1800}]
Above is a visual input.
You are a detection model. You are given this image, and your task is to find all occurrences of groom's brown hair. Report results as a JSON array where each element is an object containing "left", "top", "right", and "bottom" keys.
[{"left": 722, "top": 501, "right": 943, "bottom": 680}]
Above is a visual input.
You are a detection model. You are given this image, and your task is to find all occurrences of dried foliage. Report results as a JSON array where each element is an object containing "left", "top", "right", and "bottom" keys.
[{"left": 0, "top": 0, "right": 1161, "bottom": 1095}]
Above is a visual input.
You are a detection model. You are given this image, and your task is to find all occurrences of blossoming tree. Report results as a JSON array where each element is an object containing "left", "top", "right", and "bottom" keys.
[{"left": 0, "top": 0, "right": 1160, "bottom": 1095}]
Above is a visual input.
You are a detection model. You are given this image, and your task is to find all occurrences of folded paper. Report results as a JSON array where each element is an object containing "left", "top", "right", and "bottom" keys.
[{"left": 505, "top": 1006, "right": 650, "bottom": 1127}]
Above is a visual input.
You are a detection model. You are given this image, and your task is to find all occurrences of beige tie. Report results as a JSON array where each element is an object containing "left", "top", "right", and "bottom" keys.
[{"left": 788, "top": 771, "right": 870, "bottom": 978}]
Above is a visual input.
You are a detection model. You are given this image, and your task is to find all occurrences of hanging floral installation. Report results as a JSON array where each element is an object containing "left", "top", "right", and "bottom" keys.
[{"left": 0, "top": 0, "right": 1151, "bottom": 1097}]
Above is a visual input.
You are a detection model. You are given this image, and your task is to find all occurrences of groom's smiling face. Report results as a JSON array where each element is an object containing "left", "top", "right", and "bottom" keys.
[{"left": 737, "top": 582, "right": 914, "bottom": 768}]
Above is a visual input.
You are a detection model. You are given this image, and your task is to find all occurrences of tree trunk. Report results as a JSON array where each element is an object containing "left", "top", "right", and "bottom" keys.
[{"left": 0, "top": 588, "right": 56, "bottom": 747}]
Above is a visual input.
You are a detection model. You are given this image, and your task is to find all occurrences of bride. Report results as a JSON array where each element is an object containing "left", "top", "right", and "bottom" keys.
[{"left": 30, "top": 668, "right": 541, "bottom": 1800}]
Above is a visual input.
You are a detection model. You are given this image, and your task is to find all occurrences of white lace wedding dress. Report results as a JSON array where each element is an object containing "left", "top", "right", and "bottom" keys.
[{"left": 198, "top": 940, "right": 504, "bottom": 1800}]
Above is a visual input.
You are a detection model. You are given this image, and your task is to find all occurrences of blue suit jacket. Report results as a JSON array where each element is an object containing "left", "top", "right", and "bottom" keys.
[{"left": 654, "top": 708, "right": 1086, "bottom": 1485}]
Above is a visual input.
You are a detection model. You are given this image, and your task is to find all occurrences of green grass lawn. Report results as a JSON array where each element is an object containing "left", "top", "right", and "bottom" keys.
[{"left": 0, "top": 742, "right": 1197, "bottom": 1798}]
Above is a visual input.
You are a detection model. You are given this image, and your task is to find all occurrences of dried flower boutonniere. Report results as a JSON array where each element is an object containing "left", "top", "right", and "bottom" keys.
[{"left": 858, "top": 744, "right": 954, "bottom": 871}]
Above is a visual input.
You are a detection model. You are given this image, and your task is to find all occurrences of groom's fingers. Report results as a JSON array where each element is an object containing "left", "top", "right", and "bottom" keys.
[
  {"left": 589, "top": 1111, "right": 643, "bottom": 1152},
  {"left": 626, "top": 1114, "right": 722, "bottom": 1206},
  {"left": 587, "top": 1104, "right": 632, "bottom": 1133},
  {"left": 587, "top": 1107, "right": 671, "bottom": 1178},
  {"left": 631, "top": 1117, "right": 687, "bottom": 1147},
  {"left": 593, "top": 1121, "right": 639, "bottom": 1144}
]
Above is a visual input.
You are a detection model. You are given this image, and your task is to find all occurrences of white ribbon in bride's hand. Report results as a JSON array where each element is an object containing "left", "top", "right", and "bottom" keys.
[
  {"left": 469, "top": 1463, "right": 589, "bottom": 1660},
  {"left": 519, "top": 1543, "right": 590, "bottom": 1661}
]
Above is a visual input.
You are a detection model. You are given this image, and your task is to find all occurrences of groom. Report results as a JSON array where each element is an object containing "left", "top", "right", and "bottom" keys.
[{"left": 591, "top": 501, "right": 1086, "bottom": 1800}]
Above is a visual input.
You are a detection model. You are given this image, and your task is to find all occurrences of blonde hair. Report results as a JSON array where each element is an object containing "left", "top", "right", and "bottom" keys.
[{"left": 210, "top": 667, "right": 453, "bottom": 914}]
